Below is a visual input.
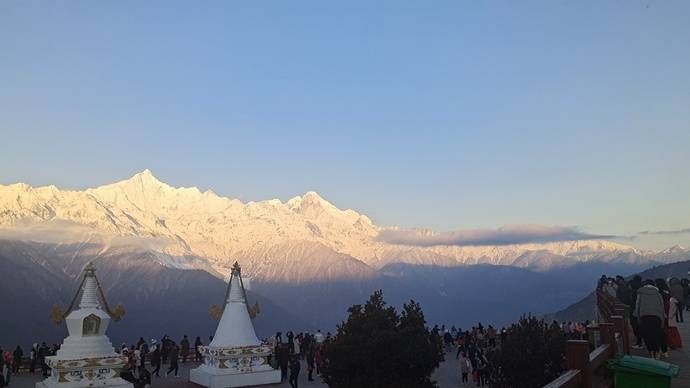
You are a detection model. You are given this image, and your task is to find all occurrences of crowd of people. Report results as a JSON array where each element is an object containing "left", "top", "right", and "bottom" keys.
[
  {"left": 0, "top": 321, "right": 597, "bottom": 388},
  {"left": 432, "top": 317, "right": 599, "bottom": 387},
  {"left": 436, "top": 324, "right": 497, "bottom": 386},
  {"left": 0, "top": 342, "right": 60, "bottom": 386},
  {"left": 114, "top": 330, "right": 336, "bottom": 388},
  {"left": 598, "top": 274, "right": 688, "bottom": 360},
  {"left": 115, "top": 334, "right": 207, "bottom": 387},
  {"left": 270, "top": 329, "right": 331, "bottom": 388},
  {"left": 0, "top": 330, "right": 333, "bottom": 388}
]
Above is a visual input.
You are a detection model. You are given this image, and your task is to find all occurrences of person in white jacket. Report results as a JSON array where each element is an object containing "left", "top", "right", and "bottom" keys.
[{"left": 633, "top": 281, "right": 666, "bottom": 359}]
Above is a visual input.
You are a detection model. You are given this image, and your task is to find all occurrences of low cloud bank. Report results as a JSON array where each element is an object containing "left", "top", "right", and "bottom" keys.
[
  {"left": 638, "top": 227, "right": 690, "bottom": 236},
  {"left": 377, "top": 225, "right": 615, "bottom": 247},
  {"left": 0, "top": 219, "right": 171, "bottom": 250}
]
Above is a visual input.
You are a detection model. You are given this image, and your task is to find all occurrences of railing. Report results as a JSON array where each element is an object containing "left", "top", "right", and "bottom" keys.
[{"left": 544, "top": 290, "right": 630, "bottom": 388}]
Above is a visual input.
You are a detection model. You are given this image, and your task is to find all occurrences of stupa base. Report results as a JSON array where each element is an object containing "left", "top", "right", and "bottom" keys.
[
  {"left": 190, "top": 366, "right": 281, "bottom": 388},
  {"left": 36, "top": 377, "right": 132, "bottom": 388},
  {"left": 36, "top": 354, "right": 132, "bottom": 388}
]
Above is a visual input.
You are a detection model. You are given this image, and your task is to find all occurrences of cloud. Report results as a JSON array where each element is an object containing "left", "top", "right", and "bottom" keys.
[
  {"left": 638, "top": 227, "right": 690, "bottom": 236},
  {"left": 376, "top": 225, "right": 616, "bottom": 247},
  {"left": 0, "top": 219, "right": 172, "bottom": 250}
]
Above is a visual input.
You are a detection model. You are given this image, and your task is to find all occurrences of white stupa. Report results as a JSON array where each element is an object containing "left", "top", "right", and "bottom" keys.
[
  {"left": 37, "top": 263, "right": 132, "bottom": 388},
  {"left": 190, "top": 262, "right": 280, "bottom": 388}
]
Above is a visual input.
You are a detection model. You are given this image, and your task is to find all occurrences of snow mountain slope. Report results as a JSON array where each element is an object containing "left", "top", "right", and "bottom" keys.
[{"left": 0, "top": 170, "right": 670, "bottom": 281}]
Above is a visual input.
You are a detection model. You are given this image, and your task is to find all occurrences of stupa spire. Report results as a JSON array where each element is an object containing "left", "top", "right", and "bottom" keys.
[
  {"left": 50, "top": 262, "right": 125, "bottom": 325},
  {"left": 79, "top": 263, "right": 100, "bottom": 309},
  {"left": 227, "top": 261, "right": 247, "bottom": 304}
]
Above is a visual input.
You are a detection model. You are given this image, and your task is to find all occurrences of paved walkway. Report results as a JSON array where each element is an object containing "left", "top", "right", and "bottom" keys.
[
  {"left": 14, "top": 321, "right": 687, "bottom": 388},
  {"left": 629, "top": 317, "right": 690, "bottom": 387},
  {"left": 10, "top": 350, "right": 463, "bottom": 388}
]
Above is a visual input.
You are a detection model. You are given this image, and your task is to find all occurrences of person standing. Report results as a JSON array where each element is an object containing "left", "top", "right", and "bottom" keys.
[
  {"left": 682, "top": 278, "right": 690, "bottom": 312},
  {"left": 137, "top": 338, "right": 149, "bottom": 371},
  {"left": 475, "top": 353, "right": 487, "bottom": 387},
  {"left": 313, "top": 330, "right": 324, "bottom": 345},
  {"left": 0, "top": 355, "right": 6, "bottom": 388},
  {"left": 150, "top": 340, "right": 161, "bottom": 377},
  {"left": 656, "top": 278, "right": 672, "bottom": 358},
  {"left": 670, "top": 278, "right": 685, "bottom": 323},
  {"left": 286, "top": 332, "right": 294, "bottom": 354},
  {"left": 487, "top": 326, "right": 497, "bottom": 348},
  {"left": 293, "top": 335, "right": 301, "bottom": 358},
  {"left": 29, "top": 343, "right": 38, "bottom": 374},
  {"left": 288, "top": 356, "right": 301, "bottom": 388},
  {"left": 305, "top": 346, "right": 315, "bottom": 382},
  {"left": 12, "top": 346, "right": 23, "bottom": 373},
  {"left": 0, "top": 360, "right": 4, "bottom": 388},
  {"left": 194, "top": 336, "right": 203, "bottom": 362},
  {"left": 3, "top": 351, "right": 12, "bottom": 386},
  {"left": 629, "top": 276, "right": 644, "bottom": 349},
  {"left": 131, "top": 346, "right": 140, "bottom": 371},
  {"left": 616, "top": 277, "right": 633, "bottom": 306},
  {"left": 634, "top": 280, "right": 666, "bottom": 359},
  {"left": 314, "top": 346, "right": 322, "bottom": 375},
  {"left": 161, "top": 335, "right": 170, "bottom": 364},
  {"left": 277, "top": 344, "right": 289, "bottom": 382},
  {"left": 459, "top": 352, "right": 470, "bottom": 385},
  {"left": 38, "top": 342, "right": 50, "bottom": 377},
  {"left": 166, "top": 343, "right": 179, "bottom": 377},
  {"left": 180, "top": 335, "right": 190, "bottom": 364}
]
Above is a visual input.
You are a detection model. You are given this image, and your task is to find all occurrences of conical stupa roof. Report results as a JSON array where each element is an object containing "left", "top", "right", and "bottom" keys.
[{"left": 209, "top": 262, "right": 261, "bottom": 348}]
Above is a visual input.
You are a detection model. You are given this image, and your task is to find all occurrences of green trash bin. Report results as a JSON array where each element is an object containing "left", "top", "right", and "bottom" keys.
[{"left": 607, "top": 355, "right": 680, "bottom": 388}]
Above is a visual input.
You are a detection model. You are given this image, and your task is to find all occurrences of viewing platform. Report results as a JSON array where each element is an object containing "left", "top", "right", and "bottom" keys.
[{"left": 546, "top": 290, "right": 690, "bottom": 388}]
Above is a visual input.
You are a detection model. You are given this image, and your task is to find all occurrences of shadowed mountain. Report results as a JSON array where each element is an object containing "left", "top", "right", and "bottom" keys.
[
  {"left": 0, "top": 237, "right": 671, "bottom": 349},
  {"left": 253, "top": 260, "right": 657, "bottom": 331},
  {"left": 0, "top": 240, "right": 311, "bottom": 349}
]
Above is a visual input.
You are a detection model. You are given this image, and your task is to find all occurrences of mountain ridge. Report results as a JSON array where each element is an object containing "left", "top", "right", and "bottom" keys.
[{"left": 0, "top": 170, "right": 671, "bottom": 282}]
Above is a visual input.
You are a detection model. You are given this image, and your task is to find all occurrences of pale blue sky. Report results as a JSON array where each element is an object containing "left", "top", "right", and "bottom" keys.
[{"left": 1, "top": 1, "right": 689, "bottom": 250}]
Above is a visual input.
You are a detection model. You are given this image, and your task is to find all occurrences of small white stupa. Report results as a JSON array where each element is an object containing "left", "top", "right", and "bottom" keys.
[
  {"left": 190, "top": 262, "right": 280, "bottom": 388},
  {"left": 37, "top": 263, "right": 132, "bottom": 388}
]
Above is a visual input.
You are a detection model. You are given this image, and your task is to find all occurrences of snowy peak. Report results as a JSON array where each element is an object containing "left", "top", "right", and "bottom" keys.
[
  {"left": 107, "top": 169, "right": 170, "bottom": 190},
  {"left": 662, "top": 245, "right": 687, "bottom": 254},
  {"left": 87, "top": 170, "right": 209, "bottom": 216},
  {"left": 90, "top": 169, "right": 200, "bottom": 198},
  {"left": 0, "top": 171, "right": 664, "bottom": 278},
  {"left": 287, "top": 191, "right": 330, "bottom": 212}
]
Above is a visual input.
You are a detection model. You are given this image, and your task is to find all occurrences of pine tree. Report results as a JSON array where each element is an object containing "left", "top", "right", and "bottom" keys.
[
  {"left": 321, "top": 290, "right": 444, "bottom": 388},
  {"left": 488, "top": 315, "right": 566, "bottom": 388}
]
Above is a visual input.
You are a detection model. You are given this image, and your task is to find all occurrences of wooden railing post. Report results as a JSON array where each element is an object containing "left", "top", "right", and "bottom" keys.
[
  {"left": 586, "top": 325, "right": 596, "bottom": 345},
  {"left": 623, "top": 319, "right": 631, "bottom": 354},
  {"left": 599, "top": 323, "right": 615, "bottom": 357},
  {"left": 614, "top": 303, "right": 630, "bottom": 354},
  {"left": 566, "top": 340, "right": 591, "bottom": 388},
  {"left": 611, "top": 315, "right": 624, "bottom": 354}
]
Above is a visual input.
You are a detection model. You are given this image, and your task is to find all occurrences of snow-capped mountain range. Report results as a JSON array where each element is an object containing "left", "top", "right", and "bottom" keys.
[
  {"left": 2, "top": 170, "right": 689, "bottom": 343},
  {"left": 0, "top": 170, "right": 684, "bottom": 281}
]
